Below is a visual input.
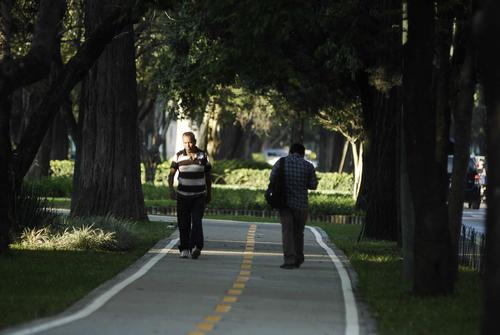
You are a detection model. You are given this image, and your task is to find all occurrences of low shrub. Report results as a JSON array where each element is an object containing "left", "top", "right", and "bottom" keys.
[
  {"left": 223, "top": 169, "right": 271, "bottom": 188},
  {"left": 316, "top": 172, "right": 353, "bottom": 193},
  {"left": 24, "top": 176, "right": 72, "bottom": 197},
  {"left": 50, "top": 160, "right": 74, "bottom": 178},
  {"left": 19, "top": 216, "right": 138, "bottom": 251},
  {"left": 221, "top": 168, "right": 353, "bottom": 193},
  {"left": 211, "top": 159, "right": 271, "bottom": 176},
  {"left": 141, "top": 161, "right": 172, "bottom": 185}
]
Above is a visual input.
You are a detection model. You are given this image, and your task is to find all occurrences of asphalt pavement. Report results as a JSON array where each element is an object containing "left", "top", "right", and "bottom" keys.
[{"left": 1, "top": 216, "right": 376, "bottom": 335}]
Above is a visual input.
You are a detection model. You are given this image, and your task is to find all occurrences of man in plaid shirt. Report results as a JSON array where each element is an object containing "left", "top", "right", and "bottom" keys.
[{"left": 270, "top": 143, "right": 318, "bottom": 269}]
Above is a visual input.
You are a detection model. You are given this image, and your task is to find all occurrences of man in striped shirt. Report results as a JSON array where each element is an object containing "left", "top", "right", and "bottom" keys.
[{"left": 168, "top": 132, "right": 212, "bottom": 259}]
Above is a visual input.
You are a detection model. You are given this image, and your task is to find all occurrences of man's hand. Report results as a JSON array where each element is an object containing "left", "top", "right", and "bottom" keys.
[{"left": 170, "top": 189, "right": 177, "bottom": 200}]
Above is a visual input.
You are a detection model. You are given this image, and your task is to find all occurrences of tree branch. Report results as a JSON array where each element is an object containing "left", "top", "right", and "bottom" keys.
[
  {"left": 13, "top": 2, "right": 146, "bottom": 181},
  {"left": 0, "top": 0, "right": 66, "bottom": 92}
]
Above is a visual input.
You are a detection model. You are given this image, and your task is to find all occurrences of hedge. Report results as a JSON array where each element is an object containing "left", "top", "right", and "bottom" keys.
[
  {"left": 146, "top": 187, "right": 357, "bottom": 215},
  {"left": 32, "top": 160, "right": 356, "bottom": 215},
  {"left": 47, "top": 160, "right": 353, "bottom": 193},
  {"left": 223, "top": 168, "right": 353, "bottom": 193}
]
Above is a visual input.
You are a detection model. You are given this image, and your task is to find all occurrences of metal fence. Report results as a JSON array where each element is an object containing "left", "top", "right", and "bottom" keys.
[
  {"left": 458, "top": 224, "right": 486, "bottom": 272},
  {"left": 146, "top": 206, "right": 365, "bottom": 224}
]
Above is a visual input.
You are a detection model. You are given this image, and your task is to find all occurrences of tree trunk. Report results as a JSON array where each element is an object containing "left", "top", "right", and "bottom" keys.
[
  {"left": 0, "top": 0, "right": 11, "bottom": 250},
  {"left": 476, "top": 1, "right": 500, "bottom": 332},
  {"left": 50, "top": 112, "right": 69, "bottom": 160},
  {"left": 216, "top": 121, "right": 244, "bottom": 159},
  {"left": 355, "top": 0, "right": 401, "bottom": 242},
  {"left": 0, "top": 95, "right": 13, "bottom": 252},
  {"left": 50, "top": 35, "right": 70, "bottom": 161},
  {"left": 71, "top": 0, "right": 146, "bottom": 220},
  {"left": 0, "top": 0, "right": 66, "bottom": 253},
  {"left": 404, "top": 0, "right": 454, "bottom": 295},
  {"left": 318, "top": 128, "right": 345, "bottom": 172},
  {"left": 448, "top": 7, "right": 476, "bottom": 282},
  {"left": 357, "top": 72, "right": 400, "bottom": 241},
  {"left": 290, "top": 113, "right": 305, "bottom": 144},
  {"left": 351, "top": 140, "right": 363, "bottom": 200},
  {"left": 26, "top": 126, "right": 52, "bottom": 179},
  {"left": 338, "top": 139, "right": 349, "bottom": 173}
]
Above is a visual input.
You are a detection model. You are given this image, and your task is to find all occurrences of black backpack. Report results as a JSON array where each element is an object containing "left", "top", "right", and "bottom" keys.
[{"left": 265, "top": 157, "right": 286, "bottom": 209}]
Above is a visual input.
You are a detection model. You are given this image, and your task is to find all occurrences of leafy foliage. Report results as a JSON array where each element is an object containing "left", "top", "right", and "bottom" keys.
[
  {"left": 316, "top": 101, "right": 365, "bottom": 143},
  {"left": 50, "top": 160, "right": 75, "bottom": 178},
  {"left": 157, "top": 0, "right": 361, "bottom": 121}
]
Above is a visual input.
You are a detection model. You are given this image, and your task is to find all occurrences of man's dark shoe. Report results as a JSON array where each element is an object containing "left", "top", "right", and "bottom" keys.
[
  {"left": 294, "top": 261, "right": 304, "bottom": 268},
  {"left": 191, "top": 247, "right": 201, "bottom": 259},
  {"left": 280, "top": 263, "right": 295, "bottom": 269}
]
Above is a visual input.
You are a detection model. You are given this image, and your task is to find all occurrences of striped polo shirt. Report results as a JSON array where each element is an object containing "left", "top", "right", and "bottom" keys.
[{"left": 171, "top": 148, "right": 211, "bottom": 197}]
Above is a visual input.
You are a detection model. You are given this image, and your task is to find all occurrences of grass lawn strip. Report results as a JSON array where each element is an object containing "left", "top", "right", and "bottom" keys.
[
  {"left": 316, "top": 223, "right": 482, "bottom": 335},
  {"left": 0, "top": 221, "right": 174, "bottom": 330}
]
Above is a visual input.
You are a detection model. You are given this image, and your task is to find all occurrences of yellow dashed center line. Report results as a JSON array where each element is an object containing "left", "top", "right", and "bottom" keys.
[
  {"left": 187, "top": 224, "right": 257, "bottom": 334},
  {"left": 223, "top": 296, "right": 238, "bottom": 303},
  {"left": 205, "top": 316, "right": 221, "bottom": 323}
]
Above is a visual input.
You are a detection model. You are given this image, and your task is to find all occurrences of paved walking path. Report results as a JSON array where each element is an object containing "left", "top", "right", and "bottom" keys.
[{"left": 2, "top": 216, "right": 376, "bottom": 335}]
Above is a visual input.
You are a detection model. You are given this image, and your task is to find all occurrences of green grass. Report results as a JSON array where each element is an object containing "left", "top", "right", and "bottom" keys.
[
  {"left": 0, "top": 220, "right": 174, "bottom": 330},
  {"left": 315, "top": 223, "right": 482, "bottom": 335},
  {"left": 47, "top": 188, "right": 358, "bottom": 216}
]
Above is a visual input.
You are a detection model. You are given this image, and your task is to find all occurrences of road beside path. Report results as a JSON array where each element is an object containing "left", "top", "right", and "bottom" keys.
[{"left": 2, "top": 217, "right": 376, "bottom": 335}]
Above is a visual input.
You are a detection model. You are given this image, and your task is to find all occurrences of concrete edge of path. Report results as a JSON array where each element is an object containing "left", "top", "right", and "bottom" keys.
[
  {"left": 0, "top": 231, "right": 181, "bottom": 335},
  {"left": 309, "top": 225, "right": 378, "bottom": 335}
]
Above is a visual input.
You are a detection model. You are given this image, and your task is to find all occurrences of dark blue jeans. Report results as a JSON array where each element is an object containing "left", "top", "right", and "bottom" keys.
[{"left": 177, "top": 195, "right": 205, "bottom": 251}]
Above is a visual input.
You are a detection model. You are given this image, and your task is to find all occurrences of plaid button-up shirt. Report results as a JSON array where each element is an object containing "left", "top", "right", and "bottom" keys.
[{"left": 270, "top": 153, "right": 318, "bottom": 209}]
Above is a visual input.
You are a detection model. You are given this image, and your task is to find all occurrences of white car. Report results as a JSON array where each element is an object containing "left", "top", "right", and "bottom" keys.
[
  {"left": 263, "top": 148, "right": 318, "bottom": 168},
  {"left": 263, "top": 148, "right": 288, "bottom": 166}
]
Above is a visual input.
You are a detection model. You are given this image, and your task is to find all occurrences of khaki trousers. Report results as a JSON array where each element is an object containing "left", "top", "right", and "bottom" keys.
[{"left": 280, "top": 208, "right": 308, "bottom": 265}]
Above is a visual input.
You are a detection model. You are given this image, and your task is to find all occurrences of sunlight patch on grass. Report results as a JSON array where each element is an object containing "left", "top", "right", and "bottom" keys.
[
  {"left": 1, "top": 220, "right": 174, "bottom": 330},
  {"left": 314, "top": 222, "right": 482, "bottom": 335}
]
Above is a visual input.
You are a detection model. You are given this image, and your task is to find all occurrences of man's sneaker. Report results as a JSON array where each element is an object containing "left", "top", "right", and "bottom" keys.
[
  {"left": 191, "top": 247, "right": 201, "bottom": 259},
  {"left": 180, "top": 250, "right": 190, "bottom": 258},
  {"left": 280, "top": 263, "right": 295, "bottom": 270}
]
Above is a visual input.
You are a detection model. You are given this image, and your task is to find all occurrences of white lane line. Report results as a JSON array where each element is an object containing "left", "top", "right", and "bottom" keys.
[
  {"left": 6, "top": 238, "right": 179, "bottom": 335},
  {"left": 307, "top": 226, "right": 360, "bottom": 335}
]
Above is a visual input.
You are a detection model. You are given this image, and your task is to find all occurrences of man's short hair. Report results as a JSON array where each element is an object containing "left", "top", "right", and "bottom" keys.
[
  {"left": 290, "top": 143, "right": 305, "bottom": 156},
  {"left": 182, "top": 131, "right": 196, "bottom": 142}
]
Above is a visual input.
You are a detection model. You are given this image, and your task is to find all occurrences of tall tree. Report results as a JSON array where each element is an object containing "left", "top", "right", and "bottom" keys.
[
  {"left": 0, "top": 0, "right": 66, "bottom": 253},
  {"left": 71, "top": 0, "right": 147, "bottom": 219},
  {"left": 351, "top": 0, "right": 401, "bottom": 241},
  {"left": 0, "top": 0, "right": 147, "bottom": 253},
  {"left": 476, "top": 0, "right": 500, "bottom": 332},
  {"left": 403, "top": 0, "right": 455, "bottom": 294}
]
